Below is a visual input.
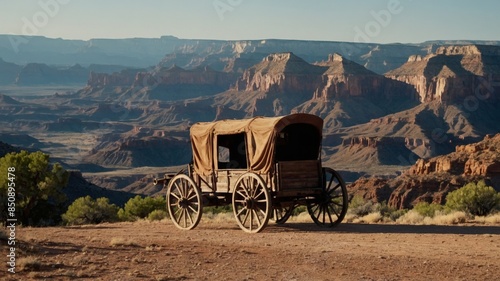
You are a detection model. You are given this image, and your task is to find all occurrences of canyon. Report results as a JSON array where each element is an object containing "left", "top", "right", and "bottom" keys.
[{"left": 1, "top": 37, "right": 500, "bottom": 207}]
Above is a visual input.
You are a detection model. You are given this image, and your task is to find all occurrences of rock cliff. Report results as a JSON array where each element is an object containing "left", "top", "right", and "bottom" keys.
[
  {"left": 234, "top": 52, "right": 326, "bottom": 93},
  {"left": 87, "top": 69, "right": 141, "bottom": 87},
  {"left": 385, "top": 45, "right": 500, "bottom": 103},
  {"left": 84, "top": 65, "right": 237, "bottom": 101},
  {"left": 15, "top": 63, "right": 89, "bottom": 85},
  {"left": 313, "top": 53, "right": 382, "bottom": 99},
  {"left": 407, "top": 134, "right": 500, "bottom": 177},
  {"left": 224, "top": 52, "right": 418, "bottom": 118},
  {"left": 349, "top": 134, "right": 500, "bottom": 209}
]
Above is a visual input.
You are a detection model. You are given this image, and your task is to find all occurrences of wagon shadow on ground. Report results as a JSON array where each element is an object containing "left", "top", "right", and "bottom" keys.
[{"left": 272, "top": 222, "right": 500, "bottom": 235}]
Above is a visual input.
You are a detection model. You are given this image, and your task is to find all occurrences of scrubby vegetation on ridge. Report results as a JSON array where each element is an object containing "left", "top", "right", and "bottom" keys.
[
  {"left": 59, "top": 179, "right": 500, "bottom": 226},
  {"left": 344, "top": 180, "right": 500, "bottom": 225}
]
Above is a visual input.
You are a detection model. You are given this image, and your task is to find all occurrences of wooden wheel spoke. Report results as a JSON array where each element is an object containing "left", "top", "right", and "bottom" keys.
[
  {"left": 236, "top": 190, "right": 248, "bottom": 200},
  {"left": 186, "top": 208, "right": 195, "bottom": 225},
  {"left": 173, "top": 207, "right": 183, "bottom": 223},
  {"left": 173, "top": 206, "right": 182, "bottom": 218},
  {"left": 186, "top": 193, "right": 198, "bottom": 201},
  {"left": 255, "top": 205, "right": 267, "bottom": 217},
  {"left": 254, "top": 189, "right": 265, "bottom": 199},
  {"left": 242, "top": 208, "right": 251, "bottom": 226},
  {"left": 329, "top": 205, "right": 340, "bottom": 218},
  {"left": 327, "top": 183, "right": 341, "bottom": 194},
  {"left": 236, "top": 206, "right": 247, "bottom": 218},
  {"left": 252, "top": 209, "right": 262, "bottom": 226},
  {"left": 326, "top": 177, "right": 334, "bottom": 190},
  {"left": 187, "top": 203, "right": 199, "bottom": 214},
  {"left": 325, "top": 205, "right": 334, "bottom": 224},
  {"left": 182, "top": 208, "right": 188, "bottom": 227},
  {"left": 170, "top": 192, "right": 181, "bottom": 201}
]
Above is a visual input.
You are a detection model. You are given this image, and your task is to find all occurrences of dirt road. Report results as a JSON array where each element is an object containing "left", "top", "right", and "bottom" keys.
[{"left": 5, "top": 219, "right": 500, "bottom": 280}]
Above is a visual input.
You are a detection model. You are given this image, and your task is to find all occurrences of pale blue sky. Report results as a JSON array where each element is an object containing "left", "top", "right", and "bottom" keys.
[{"left": 1, "top": 0, "right": 498, "bottom": 43}]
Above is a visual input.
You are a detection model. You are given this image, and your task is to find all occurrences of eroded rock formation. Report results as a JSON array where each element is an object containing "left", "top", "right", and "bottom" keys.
[
  {"left": 349, "top": 134, "right": 500, "bottom": 209},
  {"left": 385, "top": 45, "right": 500, "bottom": 103}
]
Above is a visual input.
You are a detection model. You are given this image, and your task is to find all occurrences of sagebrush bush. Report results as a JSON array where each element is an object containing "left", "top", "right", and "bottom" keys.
[
  {"left": 348, "top": 196, "right": 406, "bottom": 221},
  {"left": 147, "top": 209, "right": 167, "bottom": 221},
  {"left": 118, "top": 195, "right": 166, "bottom": 221},
  {"left": 445, "top": 180, "right": 500, "bottom": 216},
  {"left": 413, "top": 202, "right": 446, "bottom": 218},
  {"left": 348, "top": 195, "right": 375, "bottom": 216},
  {"left": 62, "top": 196, "right": 119, "bottom": 225}
]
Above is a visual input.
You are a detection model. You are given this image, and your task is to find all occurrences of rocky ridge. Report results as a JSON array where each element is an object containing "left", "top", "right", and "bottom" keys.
[
  {"left": 349, "top": 134, "right": 500, "bottom": 209},
  {"left": 386, "top": 45, "right": 500, "bottom": 103}
]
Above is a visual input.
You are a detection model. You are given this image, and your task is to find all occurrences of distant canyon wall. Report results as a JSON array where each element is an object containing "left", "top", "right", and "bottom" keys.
[{"left": 386, "top": 45, "right": 500, "bottom": 103}]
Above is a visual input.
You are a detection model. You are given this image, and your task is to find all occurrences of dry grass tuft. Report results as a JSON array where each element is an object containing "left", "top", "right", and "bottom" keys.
[
  {"left": 202, "top": 212, "right": 234, "bottom": 224},
  {"left": 353, "top": 212, "right": 383, "bottom": 224},
  {"left": 424, "top": 211, "right": 468, "bottom": 225},
  {"left": 396, "top": 210, "right": 470, "bottom": 225},
  {"left": 396, "top": 210, "right": 425, "bottom": 224},
  {"left": 473, "top": 213, "right": 500, "bottom": 224},
  {"left": 286, "top": 211, "right": 311, "bottom": 223}
]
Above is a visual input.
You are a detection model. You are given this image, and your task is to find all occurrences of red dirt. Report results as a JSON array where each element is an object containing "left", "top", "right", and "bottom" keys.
[{"left": 4, "top": 220, "right": 500, "bottom": 280}]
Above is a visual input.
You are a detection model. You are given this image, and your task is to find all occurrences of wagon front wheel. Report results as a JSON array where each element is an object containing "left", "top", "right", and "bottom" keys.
[
  {"left": 166, "top": 174, "right": 202, "bottom": 230},
  {"left": 307, "top": 168, "right": 348, "bottom": 227},
  {"left": 232, "top": 173, "right": 271, "bottom": 233}
]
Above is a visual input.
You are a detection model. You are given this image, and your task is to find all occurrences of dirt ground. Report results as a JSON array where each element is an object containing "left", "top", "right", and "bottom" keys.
[{"left": 4, "top": 218, "right": 500, "bottom": 281}]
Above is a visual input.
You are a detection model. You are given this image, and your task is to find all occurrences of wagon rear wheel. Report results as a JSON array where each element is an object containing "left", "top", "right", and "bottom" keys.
[
  {"left": 232, "top": 173, "right": 271, "bottom": 233},
  {"left": 307, "top": 168, "right": 348, "bottom": 227},
  {"left": 166, "top": 174, "right": 202, "bottom": 230},
  {"left": 273, "top": 204, "right": 295, "bottom": 224}
]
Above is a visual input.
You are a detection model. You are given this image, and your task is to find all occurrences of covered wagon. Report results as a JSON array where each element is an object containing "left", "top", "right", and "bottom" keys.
[{"left": 155, "top": 113, "right": 348, "bottom": 233}]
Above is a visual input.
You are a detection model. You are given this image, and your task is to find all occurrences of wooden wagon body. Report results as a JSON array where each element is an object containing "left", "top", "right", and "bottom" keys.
[{"left": 155, "top": 113, "right": 348, "bottom": 233}]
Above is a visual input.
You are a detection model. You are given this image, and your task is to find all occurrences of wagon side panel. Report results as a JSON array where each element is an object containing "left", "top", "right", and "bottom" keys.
[{"left": 276, "top": 160, "right": 322, "bottom": 197}]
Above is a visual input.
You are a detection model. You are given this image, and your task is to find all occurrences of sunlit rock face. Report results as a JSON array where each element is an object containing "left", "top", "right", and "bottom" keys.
[{"left": 386, "top": 45, "right": 500, "bottom": 103}]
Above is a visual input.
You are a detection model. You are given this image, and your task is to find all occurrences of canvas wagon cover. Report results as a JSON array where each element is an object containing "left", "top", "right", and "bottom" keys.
[{"left": 190, "top": 113, "right": 323, "bottom": 176}]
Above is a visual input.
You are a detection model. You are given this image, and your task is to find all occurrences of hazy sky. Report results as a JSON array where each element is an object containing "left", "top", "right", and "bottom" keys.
[{"left": 1, "top": 0, "right": 498, "bottom": 43}]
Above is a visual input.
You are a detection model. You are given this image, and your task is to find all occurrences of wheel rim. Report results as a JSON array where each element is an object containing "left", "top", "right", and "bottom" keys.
[
  {"left": 232, "top": 173, "right": 271, "bottom": 233},
  {"left": 307, "top": 168, "right": 348, "bottom": 227},
  {"left": 273, "top": 204, "right": 295, "bottom": 224},
  {"left": 166, "top": 174, "right": 202, "bottom": 230}
]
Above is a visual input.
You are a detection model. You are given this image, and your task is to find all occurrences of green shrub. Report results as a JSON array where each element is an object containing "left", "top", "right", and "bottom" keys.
[
  {"left": 291, "top": 205, "right": 307, "bottom": 216},
  {"left": 374, "top": 201, "right": 407, "bottom": 221},
  {"left": 147, "top": 209, "right": 168, "bottom": 221},
  {"left": 445, "top": 180, "right": 500, "bottom": 216},
  {"left": 413, "top": 202, "right": 446, "bottom": 218},
  {"left": 204, "top": 205, "right": 232, "bottom": 214},
  {"left": 119, "top": 195, "right": 166, "bottom": 221},
  {"left": 387, "top": 209, "right": 408, "bottom": 221},
  {"left": 62, "top": 196, "right": 119, "bottom": 225},
  {"left": 348, "top": 195, "right": 375, "bottom": 216},
  {"left": 0, "top": 151, "right": 69, "bottom": 225}
]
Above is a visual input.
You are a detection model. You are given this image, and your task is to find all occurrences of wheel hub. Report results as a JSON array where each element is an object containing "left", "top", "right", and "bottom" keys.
[
  {"left": 244, "top": 198, "right": 255, "bottom": 209},
  {"left": 178, "top": 198, "right": 190, "bottom": 208}
]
